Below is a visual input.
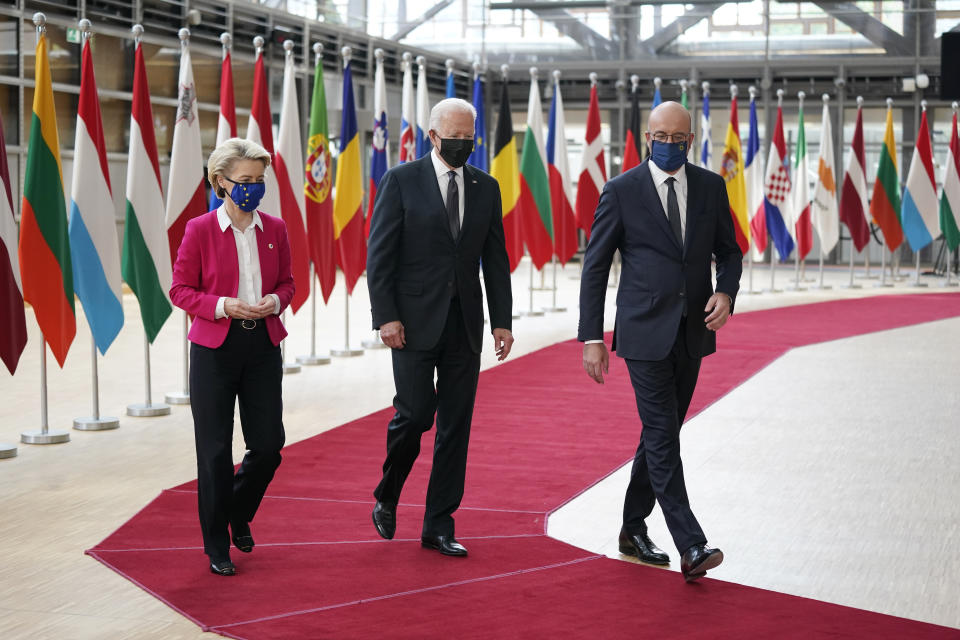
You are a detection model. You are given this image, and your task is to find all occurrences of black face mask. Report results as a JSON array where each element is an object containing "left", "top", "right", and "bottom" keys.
[{"left": 437, "top": 137, "right": 474, "bottom": 168}]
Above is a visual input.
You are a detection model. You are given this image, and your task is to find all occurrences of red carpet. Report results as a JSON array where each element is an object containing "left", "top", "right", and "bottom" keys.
[{"left": 88, "top": 294, "right": 960, "bottom": 638}]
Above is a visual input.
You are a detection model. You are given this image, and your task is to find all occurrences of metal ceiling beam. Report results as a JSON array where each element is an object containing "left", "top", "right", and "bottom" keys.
[
  {"left": 530, "top": 7, "right": 617, "bottom": 58},
  {"left": 640, "top": 3, "right": 722, "bottom": 55},
  {"left": 392, "top": 0, "right": 457, "bottom": 41},
  {"left": 811, "top": 2, "right": 912, "bottom": 56}
]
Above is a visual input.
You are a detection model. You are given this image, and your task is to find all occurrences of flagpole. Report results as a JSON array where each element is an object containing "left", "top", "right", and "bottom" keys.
[
  {"left": 74, "top": 334, "right": 120, "bottom": 431},
  {"left": 331, "top": 284, "right": 364, "bottom": 356},
  {"left": 844, "top": 241, "right": 862, "bottom": 288},
  {"left": 128, "top": 332, "right": 171, "bottom": 416},
  {"left": 300, "top": 267, "right": 334, "bottom": 362},
  {"left": 876, "top": 242, "right": 893, "bottom": 287},
  {"left": 523, "top": 257, "right": 544, "bottom": 316},
  {"left": 946, "top": 239, "right": 958, "bottom": 287},
  {"left": 21, "top": 338, "right": 71, "bottom": 444}
]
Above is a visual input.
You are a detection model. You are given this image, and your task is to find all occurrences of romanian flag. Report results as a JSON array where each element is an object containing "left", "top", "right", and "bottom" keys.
[
  {"left": 305, "top": 46, "right": 336, "bottom": 303},
  {"left": 491, "top": 80, "right": 523, "bottom": 273},
  {"left": 939, "top": 108, "right": 960, "bottom": 252},
  {"left": 0, "top": 107, "right": 27, "bottom": 374},
  {"left": 333, "top": 53, "right": 366, "bottom": 294},
  {"left": 719, "top": 92, "right": 750, "bottom": 254},
  {"left": 518, "top": 71, "right": 553, "bottom": 270},
  {"left": 19, "top": 30, "right": 75, "bottom": 367},
  {"left": 870, "top": 102, "right": 903, "bottom": 250}
]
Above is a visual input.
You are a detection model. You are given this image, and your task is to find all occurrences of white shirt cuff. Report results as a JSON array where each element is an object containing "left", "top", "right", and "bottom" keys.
[
  {"left": 215, "top": 296, "right": 227, "bottom": 319},
  {"left": 269, "top": 293, "right": 280, "bottom": 315},
  {"left": 585, "top": 339, "right": 604, "bottom": 344}
]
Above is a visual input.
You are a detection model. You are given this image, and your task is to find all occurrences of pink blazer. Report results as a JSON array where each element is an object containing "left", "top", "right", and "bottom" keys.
[{"left": 170, "top": 210, "right": 296, "bottom": 349}]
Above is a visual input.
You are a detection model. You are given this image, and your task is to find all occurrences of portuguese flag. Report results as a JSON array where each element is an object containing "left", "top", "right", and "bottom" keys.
[
  {"left": 491, "top": 81, "right": 523, "bottom": 273},
  {"left": 19, "top": 31, "right": 75, "bottom": 367},
  {"left": 870, "top": 102, "right": 903, "bottom": 250}
]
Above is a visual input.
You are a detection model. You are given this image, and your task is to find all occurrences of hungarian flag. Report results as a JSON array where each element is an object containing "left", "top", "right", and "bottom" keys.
[
  {"left": 274, "top": 45, "right": 312, "bottom": 313},
  {"left": 546, "top": 74, "right": 577, "bottom": 264},
  {"left": 839, "top": 102, "right": 872, "bottom": 252},
  {"left": 790, "top": 99, "right": 813, "bottom": 260},
  {"left": 399, "top": 55, "right": 416, "bottom": 163},
  {"left": 901, "top": 108, "right": 939, "bottom": 251},
  {"left": 575, "top": 78, "right": 606, "bottom": 237},
  {"left": 69, "top": 34, "right": 123, "bottom": 355},
  {"left": 518, "top": 72, "right": 553, "bottom": 270},
  {"left": 19, "top": 30, "right": 75, "bottom": 366},
  {"left": 164, "top": 33, "right": 207, "bottom": 269},
  {"left": 468, "top": 73, "right": 487, "bottom": 171},
  {"left": 811, "top": 98, "right": 840, "bottom": 256},
  {"left": 305, "top": 46, "right": 336, "bottom": 303},
  {"left": 491, "top": 81, "right": 523, "bottom": 273},
  {"left": 763, "top": 101, "right": 795, "bottom": 260},
  {"left": 622, "top": 81, "right": 642, "bottom": 172},
  {"left": 719, "top": 92, "right": 750, "bottom": 254},
  {"left": 415, "top": 57, "right": 430, "bottom": 159},
  {"left": 700, "top": 86, "right": 712, "bottom": 170},
  {"left": 0, "top": 108, "right": 26, "bottom": 374},
  {"left": 870, "top": 102, "right": 903, "bottom": 250},
  {"left": 745, "top": 91, "right": 767, "bottom": 259},
  {"left": 209, "top": 43, "right": 236, "bottom": 210},
  {"left": 333, "top": 53, "right": 366, "bottom": 294},
  {"left": 939, "top": 108, "right": 960, "bottom": 252},
  {"left": 365, "top": 50, "right": 389, "bottom": 238},
  {"left": 247, "top": 49, "right": 283, "bottom": 221},
  {"left": 122, "top": 40, "right": 172, "bottom": 344}
]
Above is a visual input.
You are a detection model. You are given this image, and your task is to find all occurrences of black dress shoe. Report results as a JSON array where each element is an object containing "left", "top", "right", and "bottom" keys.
[
  {"left": 618, "top": 528, "right": 670, "bottom": 565},
  {"left": 231, "top": 521, "right": 254, "bottom": 553},
  {"left": 209, "top": 559, "right": 236, "bottom": 576},
  {"left": 420, "top": 535, "right": 468, "bottom": 557},
  {"left": 372, "top": 501, "right": 396, "bottom": 540},
  {"left": 680, "top": 543, "right": 723, "bottom": 582}
]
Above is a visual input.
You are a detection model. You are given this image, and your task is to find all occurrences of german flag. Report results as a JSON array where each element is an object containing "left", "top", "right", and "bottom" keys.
[{"left": 490, "top": 81, "right": 523, "bottom": 272}]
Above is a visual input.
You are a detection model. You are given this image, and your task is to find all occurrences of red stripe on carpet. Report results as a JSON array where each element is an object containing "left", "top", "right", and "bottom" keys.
[{"left": 87, "top": 293, "right": 960, "bottom": 638}]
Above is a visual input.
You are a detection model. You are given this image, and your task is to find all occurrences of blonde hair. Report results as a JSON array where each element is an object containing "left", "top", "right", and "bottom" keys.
[{"left": 207, "top": 138, "right": 271, "bottom": 197}]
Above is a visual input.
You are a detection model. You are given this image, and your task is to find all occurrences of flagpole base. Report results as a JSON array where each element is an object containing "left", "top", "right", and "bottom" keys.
[
  {"left": 283, "top": 363, "right": 302, "bottom": 374},
  {"left": 126, "top": 403, "right": 171, "bottom": 417},
  {"left": 73, "top": 416, "right": 120, "bottom": 431},
  {"left": 911, "top": 282, "right": 929, "bottom": 288},
  {"left": 942, "top": 281, "right": 960, "bottom": 288},
  {"left": 0, "top": 443, "right": 18, "bottom": 459},
  {"left": 361, "top": 339, "right": 389, "bottom": 350},
  {"left": 785, "top": 285, "right": 807, "bottom": 291},
  {"left": 873, "top": 282, "right": 895, "bottom": 288},
  {"left": 164, "top": 391, "right": 190, "bottom": 405},
  {"left": 763, "top": 288, "right": 783, "bottom": 294},
  {"left": 543, "top": 306, "right": 567, "bottom": 313},
  {"left": 330, "top": 348, "right": 364, "bottom": 357},
  {"left": 811, "top": 285, "right": 833, "bottom": 290},
  {"left": 840, "top": 284, "right": 863, "bottom": 289},
  {"left": 296, "top": 354, "right": 332, "bottom": 365},
  {"left": 21, "top": 429, "right": 71, "bottom": 445},
  {"left": 511, "top": 313, "right": 521, "bottom": 320},
  {"left": 521, "top": 310, "right": 544, "bottom": 317}
]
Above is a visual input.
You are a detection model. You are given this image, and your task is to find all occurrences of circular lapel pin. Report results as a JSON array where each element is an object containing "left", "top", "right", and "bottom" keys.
[{"left": 268, "top": 243, "right": 274, "bottom": 249}]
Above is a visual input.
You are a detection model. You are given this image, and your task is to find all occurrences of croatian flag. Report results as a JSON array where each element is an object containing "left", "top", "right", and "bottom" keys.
[
  {"left": 901, "top": 107, "right": 939, "bottom": 251},
  {"left": 365, "top": 50, "right": 389, "bottom": 237},
  {"left": 763, "top": 101, "right": 796, "bottom": 259},
  {"left": 399, "top": 54, "right": 416, "bottom": 163}
]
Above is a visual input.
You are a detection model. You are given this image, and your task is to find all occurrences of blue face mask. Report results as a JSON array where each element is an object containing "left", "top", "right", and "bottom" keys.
[
  {"left": 650, "top": 140, "right": 688, "bottom": 172},
  {"left": 223, "top": 177, "right": 266, "bottom": 213}
]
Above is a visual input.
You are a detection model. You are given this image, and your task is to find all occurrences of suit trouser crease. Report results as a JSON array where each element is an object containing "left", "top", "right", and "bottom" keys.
[
  {"left": 374, "top": 299, "right": 480, "bottom": 537},
  {"left": 191, "top": 323, "right": 285, "bottom": 559},
  {"left": 622, "top": 319, "right": 706, "bottom": 553}
]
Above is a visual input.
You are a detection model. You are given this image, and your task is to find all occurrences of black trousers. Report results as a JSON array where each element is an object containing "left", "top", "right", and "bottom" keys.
[
  {"left": 190, "top": 320, "right": 285, "bottom": 560},
  {"left": 373, "top": 298, "right": 481, "bottom": 537},
  {"left": 622, "top": 318, "right": 706, "bottom": 554}
]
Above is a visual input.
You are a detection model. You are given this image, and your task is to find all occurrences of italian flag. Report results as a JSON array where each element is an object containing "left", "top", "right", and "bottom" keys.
[
  {"left": 940, "top": 109, "right": 960, "bottom": 252},
  {"left": 122, "top": 40, "right": 172, "bottom": 343},
  {"left": 18, "top": 31, "right": 75, "bottom": 367},
  {"left": 518, "top": 71, "right": 553, "bottom": 270}
]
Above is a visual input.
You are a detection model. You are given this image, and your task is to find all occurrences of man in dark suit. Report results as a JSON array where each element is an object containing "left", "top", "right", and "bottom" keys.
[
  {"left": 578, "top": 101, "right": 742, "bottom": 582},
  {"left": 366, "top": 98, "right": 514, "bottom": 557}
]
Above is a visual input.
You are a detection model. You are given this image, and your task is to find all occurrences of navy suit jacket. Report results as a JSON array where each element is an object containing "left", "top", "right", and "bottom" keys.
[
  {"left": 366, "top": 155, "right": 513, "bottom": 354},
  {"left": 578, "top": 160, "right": 743, "bottom": 361}
]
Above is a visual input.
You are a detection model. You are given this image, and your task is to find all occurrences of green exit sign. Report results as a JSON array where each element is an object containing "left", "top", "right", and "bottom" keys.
[{"left": 66, "top": 27, "right": 81, "bottom": 44}]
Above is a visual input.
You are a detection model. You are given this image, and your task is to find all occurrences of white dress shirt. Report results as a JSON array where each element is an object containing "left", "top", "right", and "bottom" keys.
[
  {"left": 214, "top": 206, "right": 280, "bottom": 319},
  {"left": 431, "top": 148, "right": 465, "bottom": 228},
  {"left": 647, "top": 160, "right": 688, "bottom": 241}
]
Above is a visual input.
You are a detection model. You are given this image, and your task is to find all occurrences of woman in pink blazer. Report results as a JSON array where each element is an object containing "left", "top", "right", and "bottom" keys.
[{"left": 170, "top": 138, "right": 295, "bottom": 576}]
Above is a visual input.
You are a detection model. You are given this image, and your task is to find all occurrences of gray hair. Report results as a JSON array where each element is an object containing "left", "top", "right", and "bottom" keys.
[
  {"left": 429, "top": 98, "right": 477, "bottom": 132},
  {"left": 207, "top": 137, "right": 272, "bottom": 197}
]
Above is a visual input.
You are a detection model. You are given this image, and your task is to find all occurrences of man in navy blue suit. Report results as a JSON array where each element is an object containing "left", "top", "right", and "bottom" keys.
[{"left": 578, "top": 101, "right": 742, "bottom": 582}]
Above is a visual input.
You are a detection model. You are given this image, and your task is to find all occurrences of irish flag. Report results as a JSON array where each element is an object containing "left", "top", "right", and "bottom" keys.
[
  {"left": 1, "top": 108, "right": 26, "bottom": 374},
  {"left": 719, "top": 90, "right": 750, "bottom": 254},
  {"left": 19, "top": 30, "right": 75, "bottom": 367},
  {"left": 122, "top": 39, "right": 172, "bottom": 344},
  {"left": 901, "top": 107, "right": 939, "bottom": 251},
  {"left": 518, "top": 70, "right": 553, "bottom": 270},
  {"left": 305, "top": 44, "right": 336, "bottom": 303},
  {"left": 870, "top": 101, "right": 903, "bottom": 250},
  {"left": 575, "top": 76, "right": 606, "bottom": 238},
  {"left": 939, "top": 107, "right": 960, "bottom": 253},
  {"left": 333, "top": 50, "right": 366, "bottom": 294},
  {"left": 70, "top": 33, "right": 123, "bottom": 355},
  {"left": 491, "top": 79, "right": 523, "bottom": 273}
]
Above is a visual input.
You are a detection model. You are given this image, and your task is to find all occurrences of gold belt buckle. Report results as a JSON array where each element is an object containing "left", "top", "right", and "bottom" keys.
[{"left": 241, "top": 319, "right": 257, "bottom": 330}]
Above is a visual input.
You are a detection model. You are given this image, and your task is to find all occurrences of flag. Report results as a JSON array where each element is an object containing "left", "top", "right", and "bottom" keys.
[
  {"left": 719, "top": 92, "right": 750, "bottom": 254},
  {"left": 164, "top": 35, "right": 207, "bottom": 270},
  {"left": 0, "top": 108, "right": 26, "bottom": 374},
  {"left": 334, "top": 54, "right": 366, "bottom": 293},
  {"left": 209, "top": 44, "right": 236, "bottom": 210},
  {"left": 517, "top": 72, "right": 553, "bottom": 270},
  {"left": 790, "top": 99, "right": 813, "bottom": 260},
  {"left": 247, "top": 50, "right": 282, "bottom": 220},
  {"left": 840, "top": 103, "right": 872, "bottom": 252},
  {"left": 811, "top": 99, "right": 840, "bottom": 256},
  {"left": 939, "top": 109, "right": 960, "bottom": 252},
  {"left": 901, "top": 108, "right": 939, "bottom": 251},
  {"left": 468, "top": 73, "right": 487, "bottom": 171},
  {"left": 69, "top": 35, "right": 123, "bottom": 355},
  {"left": 576, "top": 79, "right": 606, "bottom": 237},
  {"left": 546, "top": 74, "right": 577, "bottom": 265},
  {"left": 446, "top": 61, "right": 455, "bottom": 98},
  {"left": 122, "top": 40, "right": 172, "bottom": 344},
  {"left": 365, "top": 51, "right": 389, "bottom": 239},
  {"left": 415, "top": 57, "right": 430, "bottom": 159},
  {"left": 622, "top": 82, "right": 642, "bottom": 172},
  {"left": 745, "top": 91, "right": 767, "bottom": 258},
  {"left": 399, "top": 55, "right": 416, "bottom": 163},
  {"left": 491, "top": 81, "right": 523, "bottom": 272},
  {"left": 870, "top": 102, "right": 903, "bottom": 250},
  {"left": 19, "top": 30, "right": 75, "bottom": 366},
  {"left": 763, "top": 102, "right": 795, "bottom": 260},
  {"left": 305, "top": 46, "right": 336, "bottom": 303},
  {"left": 652, "top": 78, "right": 662, "bottom": 109},
  {"left": 680, "top": 82, "right": 688, "bottom": 109},
  {"left": 700, "top": 88, "right": 712, "bottom": 170}
]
